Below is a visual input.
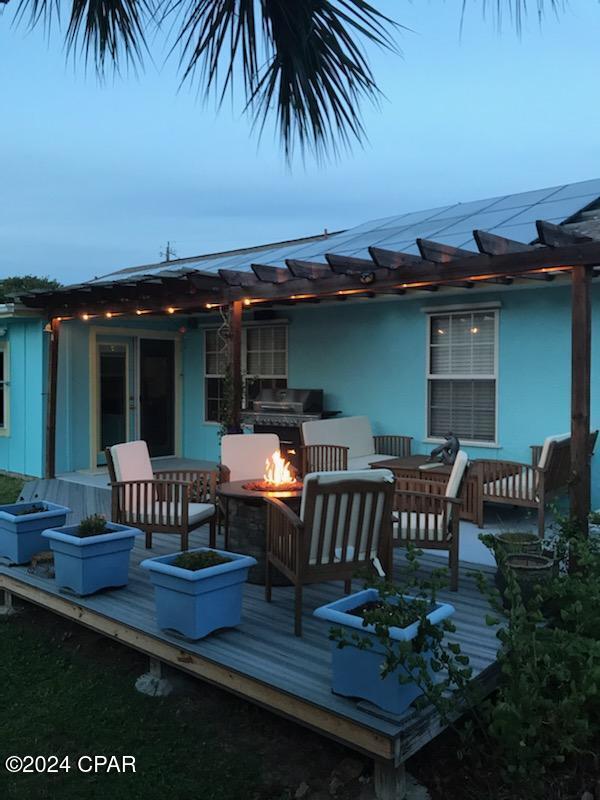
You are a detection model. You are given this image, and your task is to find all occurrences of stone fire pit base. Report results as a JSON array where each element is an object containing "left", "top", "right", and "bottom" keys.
[{"left": 226, "top": 496, "right": 296, "bottom": 586}]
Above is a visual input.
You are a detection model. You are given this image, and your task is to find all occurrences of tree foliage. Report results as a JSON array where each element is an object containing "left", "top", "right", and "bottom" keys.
[{"left": 0, "top": 275, "right": 61, "bottom": 304}]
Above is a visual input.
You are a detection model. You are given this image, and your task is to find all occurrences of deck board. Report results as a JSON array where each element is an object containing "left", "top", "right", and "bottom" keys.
[{"left": 6, "top": 478, "right": 500, "bottom": 762}]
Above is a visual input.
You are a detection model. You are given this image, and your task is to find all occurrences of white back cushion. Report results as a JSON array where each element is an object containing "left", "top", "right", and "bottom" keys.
[
  {"left": 445, "top": 450, "right": 468, "bottom": 499},
  {"left": 538, "top": 433, "right": 570, "bottom": 470},
  {"left": 301, "top": 416, "right": 374, "bottom": 458},
  {"left": 110, "top": 441, "right": 154, "bottom": 483},
  {"left": 301, "top": 469, "right": 394, "bottom": 565},
  {"left": 221, "top": 433, "right": 280, "bottom": 482}
]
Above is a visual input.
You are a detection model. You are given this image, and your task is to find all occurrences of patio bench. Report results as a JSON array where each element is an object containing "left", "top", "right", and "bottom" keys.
[
  {"left": 301, "top": 416, "right": 412, "bottom": 472},
  {"left": 476, "top": 430, "right": 598, "bottom": 537}
]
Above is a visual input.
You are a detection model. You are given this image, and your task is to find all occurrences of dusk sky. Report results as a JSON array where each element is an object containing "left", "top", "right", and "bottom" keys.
[{"left": 1, "top": 0, "right": 599, "bottom": 284}]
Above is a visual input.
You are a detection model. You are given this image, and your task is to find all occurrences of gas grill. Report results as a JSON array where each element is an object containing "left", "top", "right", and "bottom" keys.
[
  {"left": 242, "top": 389, "right": 335, "bottom": 472},
  {"left": 243, "top": 388, "right": 324, "bottom": 427}
]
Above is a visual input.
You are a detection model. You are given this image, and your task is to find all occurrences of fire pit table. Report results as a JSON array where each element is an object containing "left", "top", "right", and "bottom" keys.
[{"left": 217, "top": 480, "right": 303, "bottom": 585}]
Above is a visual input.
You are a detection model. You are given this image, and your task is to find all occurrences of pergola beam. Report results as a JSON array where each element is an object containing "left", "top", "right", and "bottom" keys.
[
  {"left": 286, "top": 260, "right": 332, "bottom": 280},
  {"left": 536, "top": 220, "right": 593, "bottom": 248},
  {"left": 251, "top": 264, "right": 291, "bottom": 284},
  {"left": 325, "top": 253, "right": 377, "bottom": 275}
]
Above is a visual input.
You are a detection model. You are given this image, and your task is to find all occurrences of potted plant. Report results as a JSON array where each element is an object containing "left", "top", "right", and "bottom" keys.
[
  {"left": 42, "top": 514, "right": 140, "bottom": 596},
  {"left": 141, "top": 547, "right": 257, "bottom": 639},
  {"left": 493, "top": 531, "right": 542, "bottom": 557},
  {"left": 0, "top": 500, "right": 70, "bottom": 565},
  {"left": 589, "top": 510, "right": 600, "bottom": 537},
  {"left": 314, "top": 584, "right": 455, "bottom": 715}
]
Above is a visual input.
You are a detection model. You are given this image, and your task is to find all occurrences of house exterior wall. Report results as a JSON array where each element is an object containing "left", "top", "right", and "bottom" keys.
[
  {"left": 181, "top": 282, "right": 599, "bottom": 508},
  {"left": 0, "top": 317, "right": 46, "bottom": 477},
  {"left": 3, "top": 282, "right": 597, "bottom": 512}
]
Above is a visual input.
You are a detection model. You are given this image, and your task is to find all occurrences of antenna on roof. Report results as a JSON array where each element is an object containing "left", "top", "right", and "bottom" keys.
[{"left": 160, "top": 241, "right": 177, "bottom": 262}]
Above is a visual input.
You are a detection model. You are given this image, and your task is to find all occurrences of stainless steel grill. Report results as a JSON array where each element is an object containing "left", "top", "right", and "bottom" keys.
[{"left": 242, "top": 388, "right": 324, "bottom": 427}]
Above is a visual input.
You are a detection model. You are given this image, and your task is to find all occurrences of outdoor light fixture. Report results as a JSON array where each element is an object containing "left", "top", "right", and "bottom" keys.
[{"left": 359, "top": 271, "right": 375, "bottom": 285}]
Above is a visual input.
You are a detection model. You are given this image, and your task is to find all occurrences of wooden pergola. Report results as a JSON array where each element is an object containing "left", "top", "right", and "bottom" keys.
[{"left": 20, "top": 220, "right": 598, "bottom": 534}]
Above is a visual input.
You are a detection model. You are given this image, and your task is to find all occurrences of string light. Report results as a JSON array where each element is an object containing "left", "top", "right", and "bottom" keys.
[
  {"left": 167, "top": 307, "right": 176, "bottom": 314},
  {"left": 82, "top": 313, "right": 90, "bottom": 321},
  {"left": 105, "top": 312, "right": 113, "bottom": 319},
  {"left": 243, "top": 298, "right": 251, "bottom": 306}
]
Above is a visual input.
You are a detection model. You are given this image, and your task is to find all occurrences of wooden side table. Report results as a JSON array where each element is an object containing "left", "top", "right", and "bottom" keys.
[{"left": 369, "top": 454, "right": 483, "bottom": 527}]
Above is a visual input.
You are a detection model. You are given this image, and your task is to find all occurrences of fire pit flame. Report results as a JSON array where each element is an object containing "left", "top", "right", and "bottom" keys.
[
  {"left": 264, "top": 450, "right": 297, "bottom": 487},
  {"left": 242, "top": 450, "right": 300, "bottom": 493}
]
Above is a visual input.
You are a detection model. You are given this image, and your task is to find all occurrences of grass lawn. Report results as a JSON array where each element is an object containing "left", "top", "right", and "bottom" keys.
[
  {"left": 0, "top": 475, "right": 25, "bottom": 505},
  {"left": 0, "top": 614, "right": 260, "bottom": 800}
]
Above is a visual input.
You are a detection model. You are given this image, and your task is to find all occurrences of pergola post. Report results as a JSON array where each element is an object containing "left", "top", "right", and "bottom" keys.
[
  {"left": 570, "top": 265, "right": 593, "bottom": 537},
  {"left": 229, "top": 300, "right": 243, "bottom": 431},
  {"left": 45, "top": 317, "right": 60, "bottom": 479}
]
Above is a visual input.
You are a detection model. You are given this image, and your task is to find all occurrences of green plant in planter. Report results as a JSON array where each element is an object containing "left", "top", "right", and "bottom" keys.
[
  {"left": 329, "top": 546, "right": 479, "bottom": 722},
  {"left": 172, "top": 550, "right": 231, "bottom": 571},
  {"left": 77, "top": 514, "right": 108, "bottom": 537},
  {"left": 12, "top": 503, "right": 47, "bottom": 516}
]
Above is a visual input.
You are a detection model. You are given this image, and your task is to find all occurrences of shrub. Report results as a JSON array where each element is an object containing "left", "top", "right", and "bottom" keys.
[
  {"left": 77, "top": 514, "right": 108, "bottom": 537},
  {"left": 173, "top": 550, "right": 231, "bottom": 571}
]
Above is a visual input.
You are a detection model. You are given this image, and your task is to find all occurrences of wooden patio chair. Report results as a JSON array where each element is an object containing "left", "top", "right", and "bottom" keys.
[
  {"left": 476, "top": 430, "right": 598, "bottom": 537},
  {"left": 264, "top": 469, "right": 395, "bottom": 636},
  {"left": 219, "top": 433, "right": 281, "bottom": 546},
  {"left": 393, "top": 450, "right": 468, "bottom": 591},
  {"left": 300, "top": 444, "right": 349, "bottom": 476},
  {"left": 106, "top": 441, "right": 218, "bottom": 550}
]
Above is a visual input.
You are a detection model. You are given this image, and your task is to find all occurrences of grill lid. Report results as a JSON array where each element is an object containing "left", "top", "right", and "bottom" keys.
[{"left": 251, "top": 388, "right": 323, "bottom": 414}]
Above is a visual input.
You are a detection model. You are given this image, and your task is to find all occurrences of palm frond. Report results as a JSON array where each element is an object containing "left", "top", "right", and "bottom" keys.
[
  {"left": 65, "top": 0, "right": 153, "bottom": 73},
  {"left": 462, "top": 0, "right": 567, "bottom": 32},
  {"left": 169, "top": 0, "right": 399, "bottom": 159}
]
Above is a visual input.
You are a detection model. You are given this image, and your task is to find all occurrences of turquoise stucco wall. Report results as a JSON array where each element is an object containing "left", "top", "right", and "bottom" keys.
[
  {"left": 2, "top": 282, "right": 598, "bottom": 512},
  {"left": 0, "top": 318, "right": 46, "bottom": 477},
  {"left": 285, "top": 283, "right": 600, "bottom": 507}
]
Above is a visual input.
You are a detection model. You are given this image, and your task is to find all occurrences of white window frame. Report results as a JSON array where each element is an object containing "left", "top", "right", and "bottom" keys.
[
  {"left": 0, "top": 341, "right": 9, "bottom": 436},
  {"left": 203, "top": 323, "right": 288, "bottom": 424},
  {"left": 425, "top": 308, "right": 499, "bottom": 447}
]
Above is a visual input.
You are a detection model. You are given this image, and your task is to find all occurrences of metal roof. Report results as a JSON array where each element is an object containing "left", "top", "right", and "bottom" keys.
[{"left": 88, "top": 178, "right": 600, "bottom": 286}]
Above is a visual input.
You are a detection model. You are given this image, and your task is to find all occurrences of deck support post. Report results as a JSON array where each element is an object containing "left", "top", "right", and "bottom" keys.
[
  {"left": 570, "top": 264, "right": 593, "bottom": 537},
  {"left": 0, "top": 590, "right": 17, "bottom": 618},
  {"left": 229, "top": 300, "right": 243, "bottom": 431},
  {"left": 134, "top": 657, "right": 173, "bottom": 697},
  {"left": 45, "top": 317, "right": 60, "bottom": 479},
  {"left": 374, "top": 760, "right": 407, "bottom": 800}
]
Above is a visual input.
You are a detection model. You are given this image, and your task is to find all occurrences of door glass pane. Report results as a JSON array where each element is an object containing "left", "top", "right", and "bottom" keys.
[
  {"left": 99, "top": 345, "right": 127, "bottom": 450},
  {"left": 140, "top": 340, "right": 175, "bottom": 457}
]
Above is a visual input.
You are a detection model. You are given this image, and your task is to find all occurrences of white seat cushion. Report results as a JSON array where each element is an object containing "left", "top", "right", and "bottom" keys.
[
  {"left": 301, "top": 416, "right": 374, "bottom": 458},
  {"left": 133, "top": 501, "right": 215, "bottom": 527},
  {"left": 110, "top": 441, "right": 154, "bottom": 483},
  {"left": 301, "top": 470, "right": 394, "bottom": 565},
  {"left": 393, "top": 512, "right": 445, "bottom": 543},
  {"left": 221, "top": 433, "right": 280, "bottom": 482},
  {"left": 484, "top": 471, "right": 537, "bottom": 501},
  {"left": 538, "top": 433, "right": 570, "bottom": 470}
]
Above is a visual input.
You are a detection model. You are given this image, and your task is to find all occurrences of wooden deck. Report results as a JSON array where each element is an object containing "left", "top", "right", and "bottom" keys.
[{"left": 1, "top": 478, "right": 500, "bottom": 778}]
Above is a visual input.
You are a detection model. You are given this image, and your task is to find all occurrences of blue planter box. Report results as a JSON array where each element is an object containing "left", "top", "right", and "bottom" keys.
[
  {"left": 42, "top": 522, "right": 140, "bottom": 596},
  {"left": 0, "top": 501, "right": 71, "bottom": 565},
  {"left": 314, "top": 588, "right": 455, "bottom": 715},
  {"left": 141, "top": 547, "right": 257, "bottom": 640}
]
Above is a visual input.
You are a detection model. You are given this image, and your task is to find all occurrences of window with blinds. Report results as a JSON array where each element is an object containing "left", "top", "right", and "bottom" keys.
[
  {"left": 204, "top": 326, "right": 288, "bottom": 423},
  {"left": 427, "top": 310, "right": 497, "bottom": 442}
]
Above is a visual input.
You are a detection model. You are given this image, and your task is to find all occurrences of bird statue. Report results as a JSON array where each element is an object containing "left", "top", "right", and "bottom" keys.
[{"left": 429, "top": 432, "right": 460, "bottom": 465}]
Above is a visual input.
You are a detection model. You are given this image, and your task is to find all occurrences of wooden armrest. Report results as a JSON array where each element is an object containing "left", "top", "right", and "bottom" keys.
[
  {"left": 263, "top": 496, "right": 303, "bottom": 529},
  {"left": 395, "top": 489, "right": 460, "bottom": 504},
  {"left": 112, "top": 478, "right": 191, "bottom": 488}
]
